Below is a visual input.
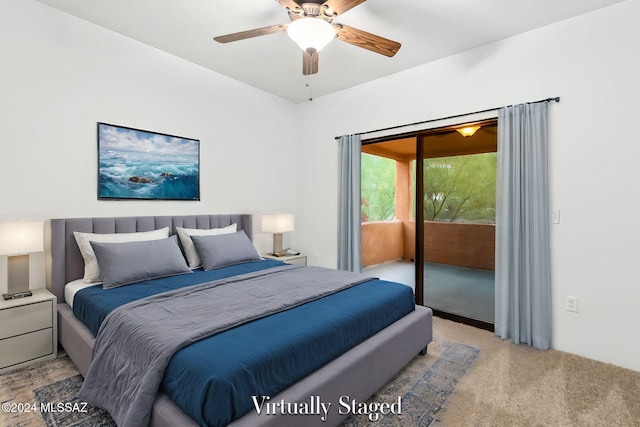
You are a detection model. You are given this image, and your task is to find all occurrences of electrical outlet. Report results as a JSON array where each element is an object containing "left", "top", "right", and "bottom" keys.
[{"left": 565, "top": 296, "right": 578, "bottom": 312}]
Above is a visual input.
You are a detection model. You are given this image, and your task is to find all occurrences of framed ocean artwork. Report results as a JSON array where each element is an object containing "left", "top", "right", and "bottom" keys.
[{"left": 97, "top": 122, "right": 200, "bottom": 200}]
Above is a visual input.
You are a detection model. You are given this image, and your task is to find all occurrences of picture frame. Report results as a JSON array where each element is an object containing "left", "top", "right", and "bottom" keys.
[{"left": 97, "top": 122, "right": 200, "bottom": 201}]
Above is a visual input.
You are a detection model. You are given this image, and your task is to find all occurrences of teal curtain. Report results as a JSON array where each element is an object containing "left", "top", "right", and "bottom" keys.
[
  {"left": 495, "top": 102, "right": 552, "bottom": 350},
  {"left": 337, "top": 134, "right": 362, "bottom": 272}
]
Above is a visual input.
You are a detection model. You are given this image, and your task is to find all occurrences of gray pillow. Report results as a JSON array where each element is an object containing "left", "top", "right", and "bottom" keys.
[
  {"left": 191, "top": 230, "right": 261, "bottom": 270},
  {"left": 90, "top": 235, "right": 191, "bottom": 289}
]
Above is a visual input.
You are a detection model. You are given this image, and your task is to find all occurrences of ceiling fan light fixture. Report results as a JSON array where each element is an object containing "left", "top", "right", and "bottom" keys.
[
  {"left": 456, "top": 125, "right": 481, "bottom": 137},
  {"left": 287, "top": 18, "right": 335, "bottom": 52}
]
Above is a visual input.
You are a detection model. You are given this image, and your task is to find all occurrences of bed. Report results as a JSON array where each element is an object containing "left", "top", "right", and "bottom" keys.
[{"left": 46, "top": 214, "right": 433, "bottom": 427}]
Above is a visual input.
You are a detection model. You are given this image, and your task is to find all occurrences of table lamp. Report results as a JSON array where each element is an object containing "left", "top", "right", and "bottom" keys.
[
  {"left": 0, "top": 220, "right": 44, "bottom": 300},
  {"left": 261, "top": 214, "right": 294, "bottom": 257}
]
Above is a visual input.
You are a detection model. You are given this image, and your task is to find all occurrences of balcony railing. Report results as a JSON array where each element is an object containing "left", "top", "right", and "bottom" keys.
[{"left": 362, "top": 220, "right": 495, "bottom": 270}]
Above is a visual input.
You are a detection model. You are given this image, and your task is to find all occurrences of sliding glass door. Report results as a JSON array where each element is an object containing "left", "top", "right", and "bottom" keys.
[{"left": 362, "top": 121, "right": 497, "bottom": 330}]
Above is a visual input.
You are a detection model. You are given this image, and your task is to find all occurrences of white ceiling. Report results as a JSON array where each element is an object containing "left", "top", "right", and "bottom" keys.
[{"left": 37, "top": 0, "right": 626, "bottom": 103}]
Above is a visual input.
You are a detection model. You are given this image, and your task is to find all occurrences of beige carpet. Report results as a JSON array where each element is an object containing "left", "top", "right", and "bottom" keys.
[
  {"left": 1, "top": 317, "right": 639, "bottom": 427},
  {"left": 431, "top": 318, "right": 640, "bottom": 427}
]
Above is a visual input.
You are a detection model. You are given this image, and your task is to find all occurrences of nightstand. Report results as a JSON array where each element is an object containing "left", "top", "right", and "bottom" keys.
[
  {"left": 262, "top": 253, "right": 307, "bottom": 266},
  {"left": 0, "top": 289, "right": 57, "bottom": 373}
]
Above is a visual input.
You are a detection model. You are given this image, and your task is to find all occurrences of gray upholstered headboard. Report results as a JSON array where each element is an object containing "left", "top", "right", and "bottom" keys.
[{"left": 46, "top": 214, "right": 252, "bottom": 304}]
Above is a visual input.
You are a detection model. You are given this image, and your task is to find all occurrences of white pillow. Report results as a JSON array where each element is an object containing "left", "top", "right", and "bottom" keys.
[
  {"left": 74, "top": 227, "right": 170, "bottom": 283},
  {"left": 176, "top": 223, "right": 237, "bottom": 268}
]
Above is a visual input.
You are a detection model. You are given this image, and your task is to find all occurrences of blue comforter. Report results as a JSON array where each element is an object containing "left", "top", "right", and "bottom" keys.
[{"left": 73, "top": 260, "right": 415, "bottom": 426}]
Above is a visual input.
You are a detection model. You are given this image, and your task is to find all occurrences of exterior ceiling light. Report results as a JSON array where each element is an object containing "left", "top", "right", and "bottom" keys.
[
  {"left": 456, "top": 125, "right": 481, "bottom": 137},
  {"left": 287, "top": 18, "right": 336, "bottom": 52}
]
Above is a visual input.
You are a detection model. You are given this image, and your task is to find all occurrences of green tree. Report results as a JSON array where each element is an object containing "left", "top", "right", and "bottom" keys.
[
  {"left": 422, "top": 153, "right": 496, "bottom": 223},
  {"left": 361, "top": 152, "right": 496, "bottom": 224},
  {"left": 361, "top": 153, "right": 396, "bottom": 222}
]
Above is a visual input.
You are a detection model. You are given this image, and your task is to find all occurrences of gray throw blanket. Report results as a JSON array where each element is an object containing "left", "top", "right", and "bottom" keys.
[{"left": 78, "top": 265, "right": 374, "bottom": 427}]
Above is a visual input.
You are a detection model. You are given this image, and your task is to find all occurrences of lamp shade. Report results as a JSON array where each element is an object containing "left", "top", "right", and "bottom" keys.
[
  {"left": 261, "top": 214, "right": 294, "bottom": 234},
  {"left": 0, "top": 221, "right": 44, "bottom": 255},
  {"left": 287, "top": 18, "right": 335, "bottom": 52}
]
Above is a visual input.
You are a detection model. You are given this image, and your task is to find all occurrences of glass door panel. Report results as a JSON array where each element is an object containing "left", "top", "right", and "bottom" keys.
[
  {"left": 361, "top": 139, "right": 417, "bottom": 291},
  {"left": 361, "top": 123, "right": 497, "bottom": 330},
  {"left": 419, "top": 126, "right": 497, "bottom": 328}
]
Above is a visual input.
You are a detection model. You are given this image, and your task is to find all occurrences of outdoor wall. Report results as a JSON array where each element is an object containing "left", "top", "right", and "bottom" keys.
[
  {"left": 362, "top": 221, "right": 495, "bottom": 270},
  {"left": 403, "top": 222, "right": 495, "bottom": 270},
  {"left": 296, "top": 0, "right": 640, "bottom": 371},
  {"left": 361, "top": 221, "right": 404, "bottom": 267}
]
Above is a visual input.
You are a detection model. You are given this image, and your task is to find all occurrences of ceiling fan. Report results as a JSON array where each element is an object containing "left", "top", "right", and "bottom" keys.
[{"left": 213, "top": 0, "right": 401, "bottom": 75}]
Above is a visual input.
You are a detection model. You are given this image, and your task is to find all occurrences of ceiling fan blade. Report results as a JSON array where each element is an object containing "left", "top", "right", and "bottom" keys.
[
  {"left": 335, "top": 24, "right": 401, "bottom": 57},
  {"left": 323, "top": 0, "right": 367, "bottom": 16},
  {"left": 303, "top": 48, "right": 319, "bottom": 75},
  {"left": 213, "top": 24, "right": 287, "bottom": 43},
  {"left": 277, "top": 0, "right": 304, "bottom": 13}
]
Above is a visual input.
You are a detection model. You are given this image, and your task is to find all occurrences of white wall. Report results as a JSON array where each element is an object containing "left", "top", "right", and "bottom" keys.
[
  {"left": 0, "top": 0, "right": 299, "bottom": 291},
  {"left": 296, "top": 0, "right": 640, "bottom": 371},
  {"left": 2, "top": 0, "right": 638, "bottom": 372}
]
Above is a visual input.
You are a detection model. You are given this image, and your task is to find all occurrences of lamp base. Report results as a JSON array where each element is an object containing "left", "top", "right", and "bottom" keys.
[
  {"left": 5, "top": 254, "right": 31, "bottom": 300},
  {"left": 270, "top": 250, "right": 289, "bottom": 257},
  {"left": 272, "top": 233, "right": 285, "bottom": 257},
  {"left": 2, "top": 290, "right": 33, "bottom": 300}
]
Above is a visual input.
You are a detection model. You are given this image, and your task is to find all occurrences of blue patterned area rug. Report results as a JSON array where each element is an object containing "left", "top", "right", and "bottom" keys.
[
  {"left": 33, "top": 375, "right": 114, "bottom": 427},
  {"left": 19, "top": 341, "right": 478, "bottom": 427},
  {"left": 342, "top": 341, "right": 480, "bottom": 427}
]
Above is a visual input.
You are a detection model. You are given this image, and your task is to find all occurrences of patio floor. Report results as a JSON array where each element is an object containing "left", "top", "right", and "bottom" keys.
[{"left": 364, "top": 260, "right": 495, "bottom": 324}]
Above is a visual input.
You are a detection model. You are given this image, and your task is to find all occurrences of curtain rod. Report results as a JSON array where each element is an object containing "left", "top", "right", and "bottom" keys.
[{"left": 334, "top": 96, "right": 560, "bottom": 140}]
